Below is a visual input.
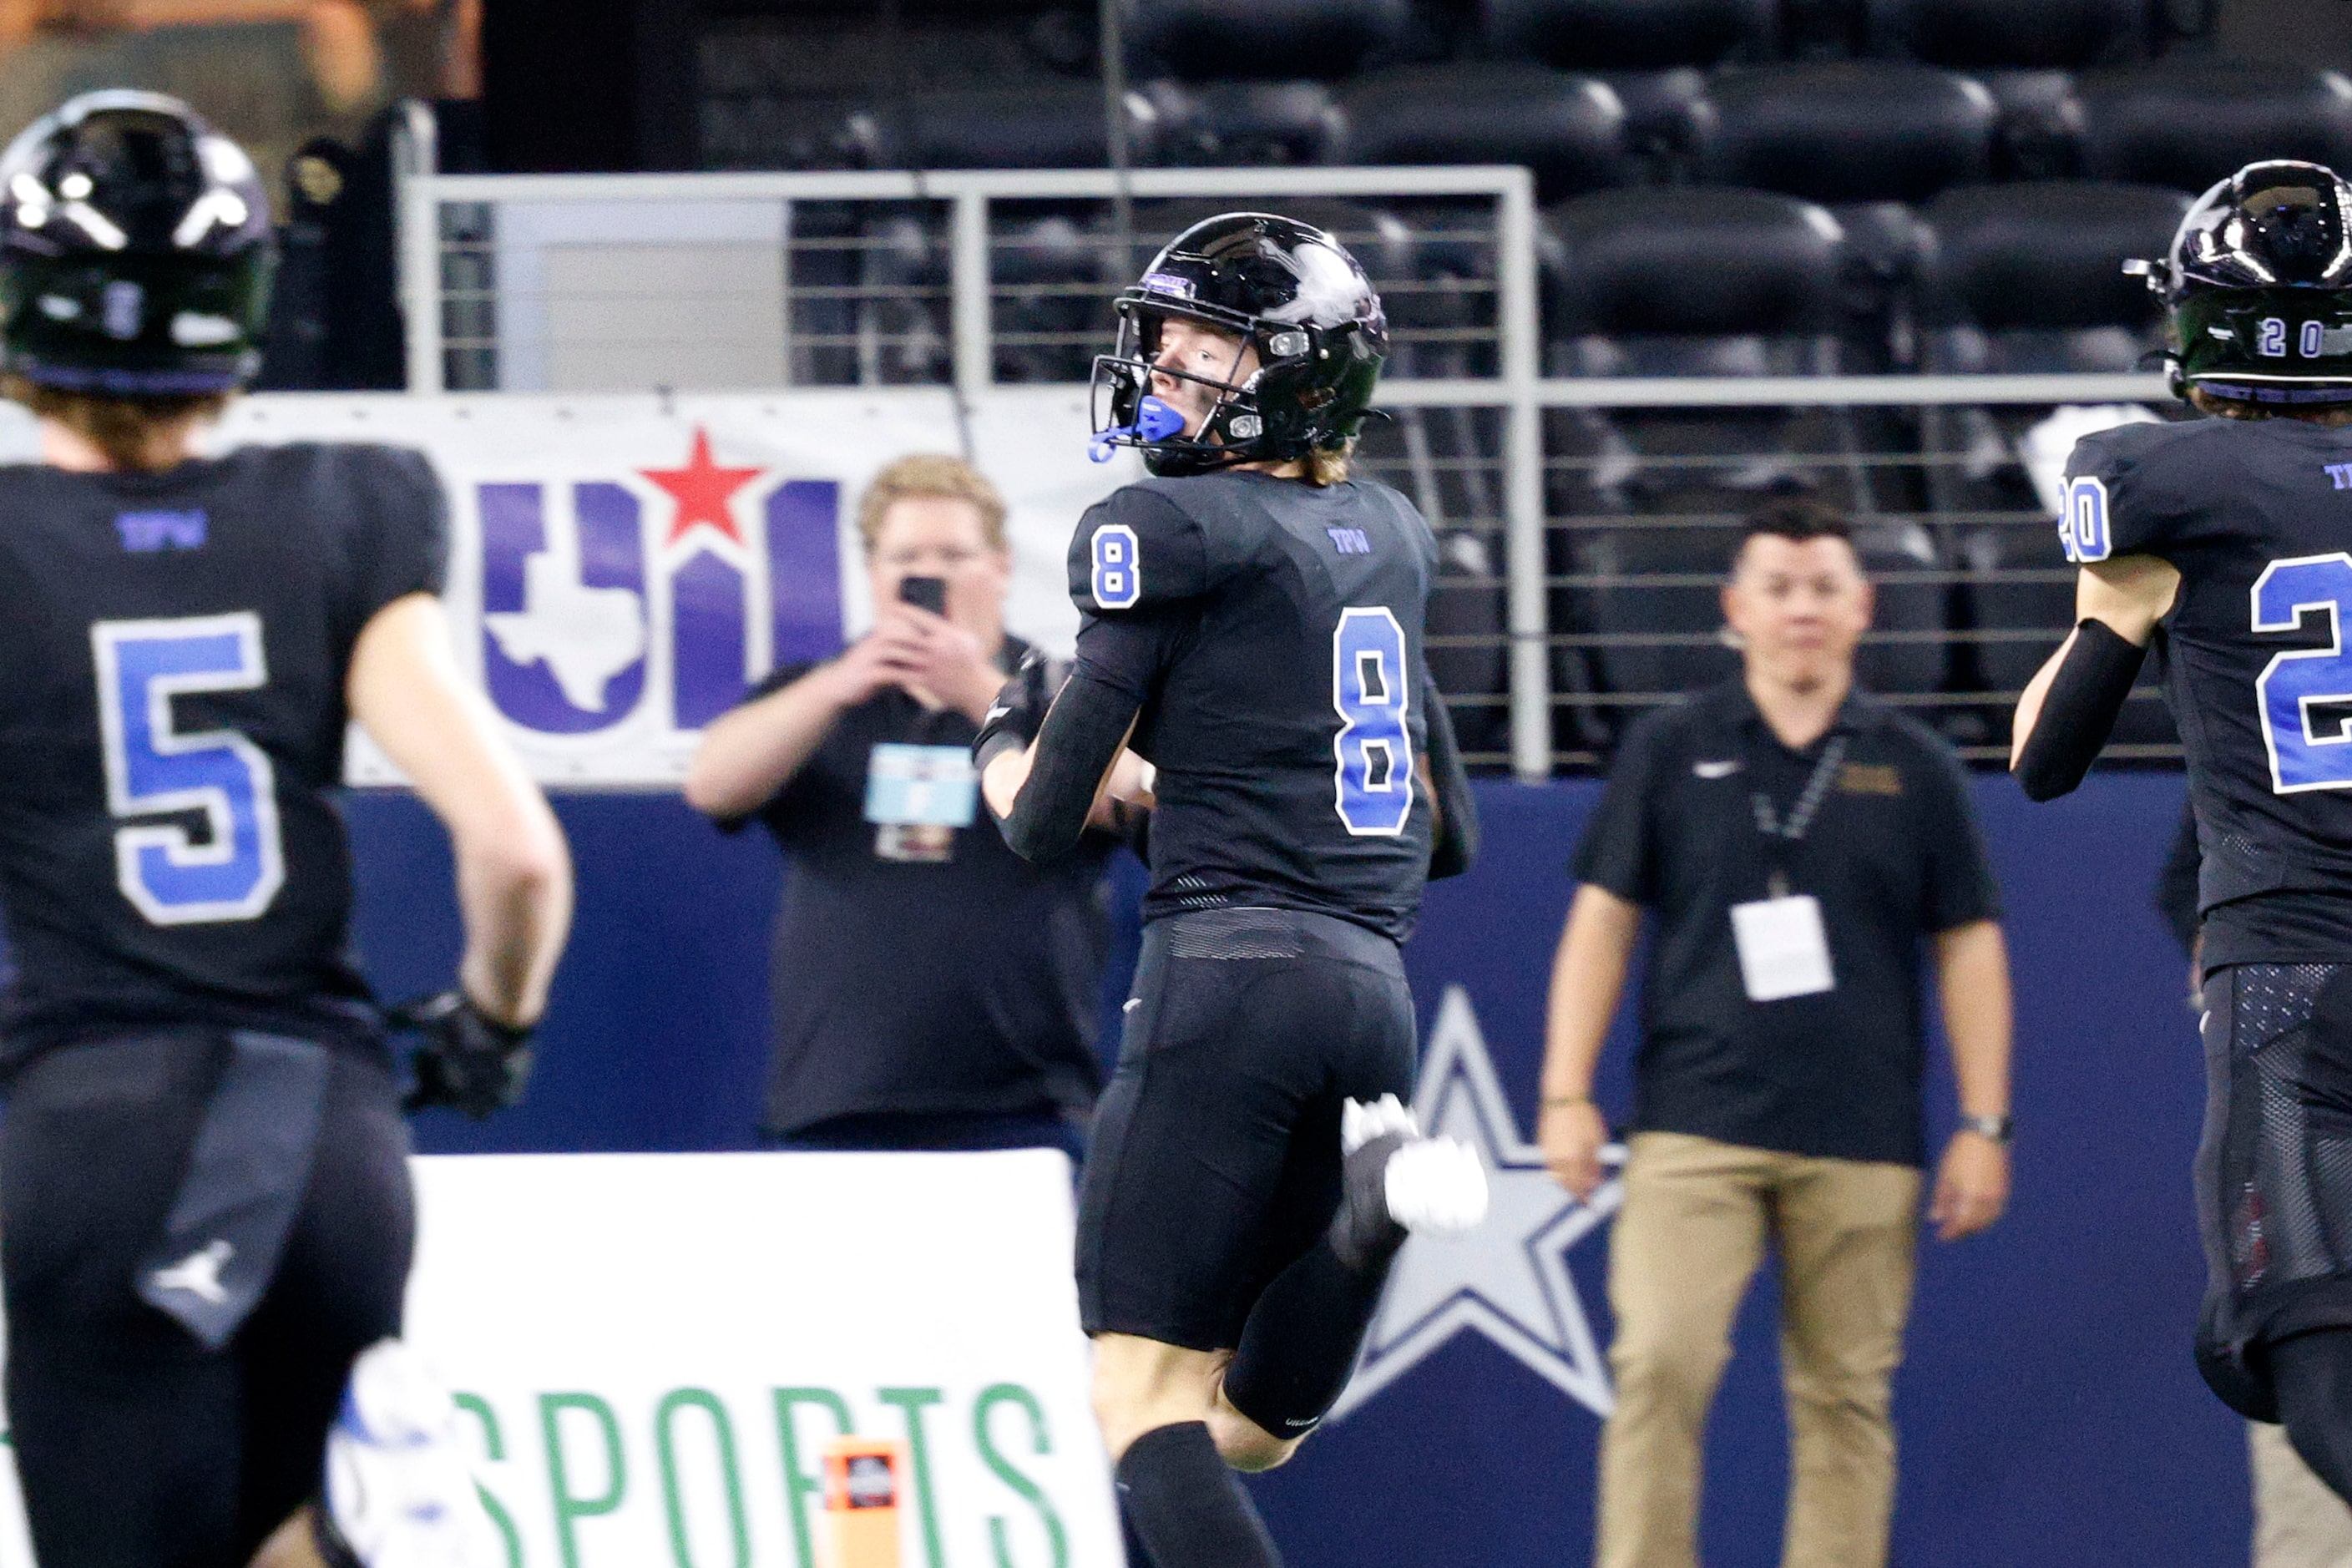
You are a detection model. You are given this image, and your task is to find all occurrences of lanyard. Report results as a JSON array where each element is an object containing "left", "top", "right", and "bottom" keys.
[{"left": 1749, "top": 735, "right": 1847, "bottom": 898}]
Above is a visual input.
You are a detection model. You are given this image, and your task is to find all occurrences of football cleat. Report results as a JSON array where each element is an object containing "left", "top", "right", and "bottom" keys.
[
  {"left": 1330, "top": 1094, "right": 1490, "bottom": 1269},
  {"left": 321, "top": 1340, "right": 504, "bottom": 1568}
]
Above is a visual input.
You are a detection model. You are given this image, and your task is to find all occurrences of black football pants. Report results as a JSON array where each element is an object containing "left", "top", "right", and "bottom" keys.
[{"left": 0, "top": 1030, "right": 413, "bottom": 1568}]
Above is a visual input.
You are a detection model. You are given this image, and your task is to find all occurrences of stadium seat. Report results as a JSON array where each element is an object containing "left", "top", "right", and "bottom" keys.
[
  {"left": 847, "top": 82, "right": 1160, "bottom": 169},
  {"left": 1975, "top": 70, "right": 2087, "bottom": 180},
  {"left": 1125, "top": 0, "right": 1412, "bottom": 81},
  {"left": 2076, "top": 65, "right": 2352, "bottom": 193},
  {"left": 1868, "top": 0, "right": 2151, "bottom": 68},
  {"left": 1483, "top": 0, "right": 1775, "bottom": 69},
  {"left": 1542, "top": 188, "right": 1945, "bottom": 723},
  {"left": 992, "top": 210, "right": 1115, "bottom": 383},
  {"left": 1333, "top": 64, "right": 1634, "bottom": 202},
  {"left": 1694, "top": 63, "right": 1997, "bottom": 204},
  {"left": 1138, "top": 81, "right": 1345, "bottom": 166},
  {"left": 1598, "top": 66, "right": 1711, "bottom": 174},
  {"left": 1912, "top": 180, "right": 2189, "bottom": 746}
]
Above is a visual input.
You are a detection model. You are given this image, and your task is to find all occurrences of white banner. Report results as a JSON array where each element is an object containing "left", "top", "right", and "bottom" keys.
[
  {"left": 200, "top": 390, "right": 1136, "bottom": 787},
  {"left": 0, "top": 1150, "right": 1120, "bottom": 1568}
]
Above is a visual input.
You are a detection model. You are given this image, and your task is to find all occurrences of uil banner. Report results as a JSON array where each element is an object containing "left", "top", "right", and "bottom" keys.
[
  {"left": 0, "top": 1150, "right": 1119, "bottom": 1568},
  {"left": 207, "top": 390, "right": 1136, "bottom": 787}
]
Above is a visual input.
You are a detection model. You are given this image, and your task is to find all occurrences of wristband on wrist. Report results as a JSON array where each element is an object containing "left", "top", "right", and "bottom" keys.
[
  {"left": 1961, "top": 1112, "right": 2014, "bottom": 1146},
  {"left": 1542, "top": 1093, "right": 1592, "bottom": 1109}
]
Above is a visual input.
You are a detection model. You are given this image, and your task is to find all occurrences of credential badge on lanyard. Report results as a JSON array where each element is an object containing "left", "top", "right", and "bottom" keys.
[
  {"left": 1728, "top": 736, "right": 1846, "bottom": 1003},
  {"left": 864, "top": 743, "right": 977, "bottom": 862}
]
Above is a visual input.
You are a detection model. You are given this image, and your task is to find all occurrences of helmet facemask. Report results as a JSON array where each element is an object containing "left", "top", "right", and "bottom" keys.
[{"left": 1090, "top": 301, "right": 1284, "bottom": 477}]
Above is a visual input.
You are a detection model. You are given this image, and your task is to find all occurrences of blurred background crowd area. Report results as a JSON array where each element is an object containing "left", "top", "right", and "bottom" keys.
[
  {"left": 13, "top": 0, "right": 2349, "bottom": 774},
  {"left": 0, "top": 0, "right": 473, "bottom": 175}
]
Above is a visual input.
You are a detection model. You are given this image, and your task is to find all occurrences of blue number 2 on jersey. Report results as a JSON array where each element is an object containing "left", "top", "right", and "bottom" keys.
[
  {"left": 91, "top": 613, "right": 286, "bottom": 924},
  {"left": 2252, "top": 554, "right": 2352, "bottom": 793},
  {"left": 1332, "top": 606, "right": 1416, "bottom": 835}
]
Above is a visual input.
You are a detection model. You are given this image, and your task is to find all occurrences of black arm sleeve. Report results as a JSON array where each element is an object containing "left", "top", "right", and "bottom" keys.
[
  {"left": 1423, "top": 670, "right": 1479, "bottom": 880},
  {"left": 997, "top": 666, "right": 1143, "bottom": 864},
  {"left": 2014, "top": 619, "right": 2149, "bottom": 802},
  {"left": 973, "top": 648, "right": 1055, "bottom": 777}
]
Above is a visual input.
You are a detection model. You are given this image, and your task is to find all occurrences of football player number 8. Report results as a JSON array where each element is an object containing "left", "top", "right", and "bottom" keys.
[
  {"left": 2252, "top": 554, "right": 2352, "bottom": 793},
  {"left": 1333, "top": 607, "right": 1416, "bottom": 835},
  {"left": 91, "top": 613, "right": 286, "bottom": 924}
]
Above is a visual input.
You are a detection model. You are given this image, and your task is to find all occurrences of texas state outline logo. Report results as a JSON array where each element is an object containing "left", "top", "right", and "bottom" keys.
[{"left": 473, "top": 425, "right": 845, "bottom": 738}]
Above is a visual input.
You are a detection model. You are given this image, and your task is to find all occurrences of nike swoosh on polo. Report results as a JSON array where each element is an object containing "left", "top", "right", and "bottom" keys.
[{"left": 1692, "top": 760, "right": 1743, "bottom": 779}]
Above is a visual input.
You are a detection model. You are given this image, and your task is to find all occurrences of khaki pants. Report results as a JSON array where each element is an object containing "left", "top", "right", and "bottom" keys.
[
  {"left": 1597, "top": 1131, "right": 1923, "bottom": 1568},
  {"left": 2255, "top": 1421, "right": 2352, "bottom": 1568}
]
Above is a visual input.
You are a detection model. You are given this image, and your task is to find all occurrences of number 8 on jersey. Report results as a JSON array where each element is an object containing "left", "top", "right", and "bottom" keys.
[{"left": 1333, "top": 607, "right": 1415, "bottom": 835}]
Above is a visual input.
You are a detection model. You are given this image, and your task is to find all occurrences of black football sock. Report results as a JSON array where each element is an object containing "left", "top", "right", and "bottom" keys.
[
  {"left": 1222, "top": 1131, "right": 1409, "bottom": 1437},
  {"left": 1114, "top": 1422, "right": 1281, "bottom": 1568},
  {"left": 2273, "top": 1328, "right": 2352, "bottom": 1505}
]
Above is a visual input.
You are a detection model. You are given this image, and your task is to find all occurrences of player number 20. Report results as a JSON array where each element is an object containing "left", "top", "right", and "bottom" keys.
[
  {"left": 1332, "top": 606, "right": 1417, "bottom": 836},
  {"left": 2251, "top": 554, "right": 2352, "bottom": 794},
  {"left": 91, "top": 613, "right": 286, "bottom": 924}
]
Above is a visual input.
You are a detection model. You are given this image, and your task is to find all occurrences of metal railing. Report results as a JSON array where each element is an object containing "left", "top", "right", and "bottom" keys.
[{"left": 397, "top": 165, "right": 2174, "bottom": 780}]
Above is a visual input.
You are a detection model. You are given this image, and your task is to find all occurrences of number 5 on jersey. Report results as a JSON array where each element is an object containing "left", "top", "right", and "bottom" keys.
[
  {"left": 92, "top": 613, "right": 286, "bottom": 924},
  {"left": 1333, "top": 606, "right": 1416, "bottom": 835}
]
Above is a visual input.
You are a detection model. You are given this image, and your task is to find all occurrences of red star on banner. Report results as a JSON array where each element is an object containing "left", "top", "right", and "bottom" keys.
[{"left": 640, "top": 427, "right": 764, "bottom": 549}]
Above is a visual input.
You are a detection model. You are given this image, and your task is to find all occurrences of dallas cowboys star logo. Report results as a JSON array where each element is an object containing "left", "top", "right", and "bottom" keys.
[{"left": 1328, "top": 984, "right": 1626, "bottom": 1423}]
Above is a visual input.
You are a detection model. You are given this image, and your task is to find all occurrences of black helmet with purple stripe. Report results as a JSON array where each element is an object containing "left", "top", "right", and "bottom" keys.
[
  {"left": 1090, "top": 211, "right": 1388, "bottom": 477},
  {"left": 0, "top": 91, "right": 275, "bottom": 396}
]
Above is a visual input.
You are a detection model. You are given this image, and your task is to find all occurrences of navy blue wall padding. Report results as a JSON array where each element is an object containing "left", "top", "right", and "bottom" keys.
[
  {"left": 1336, "top": 65, "right": 1633, "bottom": 202},
  {"left": 1141, "top": 80, "right": 1348, "bottom": 168},
  {"left": 1482, "top": 0, "right": 1775, "bottom": 70},
  {"left": 1542, "top": 187, "right": 1847, "bottom": 337},
  {"left": 2077, "top": 65, "right": 2352, "bottom": 194},
  {"left": 1125, "top": 0, "right": 1411, "bottom": 82},
  {"left": 1696, "top": 63, "right": 1999, "bottom": 204},
  {"left": 341, "top": 775, "right": 2243, "bottom": 1565},
  {"left": 1869, "top": 0, "right": 2151, "bottom": 69},
  {"left": 1917, "top": 180, "right": 2190, "bottom": 331}
]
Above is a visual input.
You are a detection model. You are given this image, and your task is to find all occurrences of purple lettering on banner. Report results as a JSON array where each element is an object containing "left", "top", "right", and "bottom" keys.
[
  {"left": 671, "top": 550, "right": 748, "bottom": 731},
  {"left": 478, "top": 481, "right": 648, "bottom": 735},
  {"left": 766, "top": 479, "right": 843, "bottom": 668}
]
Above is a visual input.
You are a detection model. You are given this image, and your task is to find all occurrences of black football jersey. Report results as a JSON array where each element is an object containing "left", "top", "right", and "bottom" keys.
[
  {"left": 0, "top": 443, "right": 447, "bottom": 1065},
  {"left": 2066, "top": 414, "right": 2352, "bottom": 964},
  {"left": 1065, "top": 469, "right": 1440, "bottom": 942}
]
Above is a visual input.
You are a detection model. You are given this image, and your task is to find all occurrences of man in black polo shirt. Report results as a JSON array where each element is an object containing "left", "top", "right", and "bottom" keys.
[
  {"left": 1539, "top": 499, "right": 2014, "bottom": 1568},
  {"left": 685, "top": 455, "right": 1124, "bottom": 1158}
]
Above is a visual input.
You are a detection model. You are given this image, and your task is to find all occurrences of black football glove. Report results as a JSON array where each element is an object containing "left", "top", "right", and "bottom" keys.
[
  {"left": 974, "top": 647, "right": 1057, "bottom": 783},
  {"left": 388, "top": 989, "right": 534, "bottom": 1120}
]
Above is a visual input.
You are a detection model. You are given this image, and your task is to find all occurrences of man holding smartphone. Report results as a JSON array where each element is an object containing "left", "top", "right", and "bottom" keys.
[{"left": 686, "top": 454, "right": 1129, "bottom": 1156}]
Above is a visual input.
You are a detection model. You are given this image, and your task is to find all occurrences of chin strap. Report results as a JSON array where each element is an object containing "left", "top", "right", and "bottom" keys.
[{"left": 2015, "top": 619, "right": 2148, "bottom": 802}]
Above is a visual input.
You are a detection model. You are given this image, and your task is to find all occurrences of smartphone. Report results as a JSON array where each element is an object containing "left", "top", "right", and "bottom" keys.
[{"left": 898, "top": 575, "right": 947, "bottom": 615}]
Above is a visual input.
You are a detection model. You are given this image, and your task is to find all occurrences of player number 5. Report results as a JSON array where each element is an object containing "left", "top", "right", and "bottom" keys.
[
  {"left": 2251, "top": 554, "right": 2352, "bottom": 794},
  {"left": 1332, "top": 606, "right": 1416, "bottom": 836},
  {"left": 91, "top": 613, "right": 286, "bottom": 924}
]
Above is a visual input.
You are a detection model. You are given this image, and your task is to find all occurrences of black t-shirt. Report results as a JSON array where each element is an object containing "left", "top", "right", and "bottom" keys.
[
  {"left": 732, "top": 642, "right": 1114, "bottom": 1135},
  {"left": 1065, "top": 470, "right": 1442, "bottom": 943},
  {"left": 0, "top": 443, "right": 448, "bottom": 1068},
  {"left": 1573, "top": 683, "right": 2002, "bottom": 1166},
  {"left": 2065, "top": 414, "right": 2352, "bottom": 966}
]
